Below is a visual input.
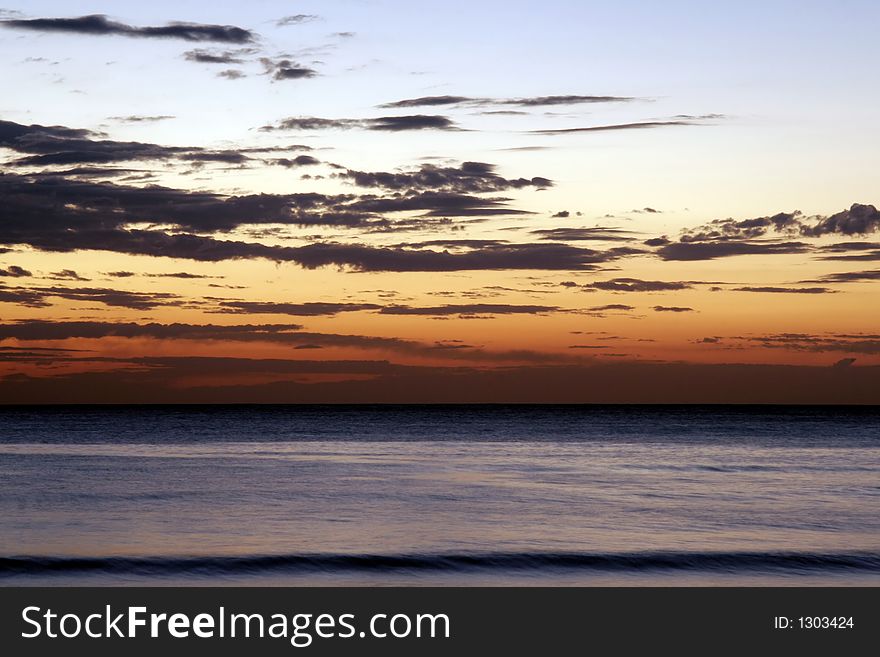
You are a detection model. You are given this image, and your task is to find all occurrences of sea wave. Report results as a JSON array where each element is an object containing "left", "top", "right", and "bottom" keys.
[{"left": 2, "top": 551, "right": 879, "bottom": 577}]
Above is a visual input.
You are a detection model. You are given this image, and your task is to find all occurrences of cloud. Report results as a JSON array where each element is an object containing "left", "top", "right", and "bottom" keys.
[
  {"left": 46, "top": 269, "right": 88, "bottom": 281},
  {"left": 730, "top": 286, "right": 834, "bottom": 294},
  {"left": 531, "top": 227, "right": 636, "bottom": 242},
  {"left": 588, "top": 304, "right": 635, "bottom": 312},
  {"left": 530, "top": 120, "right": 693, "bottom": 135},
  {"left": 276, "top": 15, "right": 319, "bottom": 27},
  {"left": 0, "top": 265, "right": 31, "bottom": 277},
  {"left": 576, "top": 278, "right": 693, "bottom": 292},
  {"left": 108, "top": 115, "right": 175, "bottom": 123},
  {"left": 379, "top": 95, "right": 474, "bottom": 108},
  {"left": 260, "top": 114, "right": 459, "bottom": 132},
  {"left": 378, "top": 95, "right": 634, "bottom": 108},
  {"left": 0, "top": 283, "right": 183, "bottom": 310},
  {"left": 802, "top": 269, "right": 880, "bottom": 284},
  {"left": 656, "top": 240, "right": 811, "bottom": 261},
  {"left": 652, "top": 305, "right": 694, "bottom": 312},
  {"left": 833, "top": 358, "right": 857, "bottom": 368},
  {"left": 367, "top": 115, "right": 458, "bottom": 131},
  {"left": 218, "top": 69, "right": 246, "bottom": 80},
  {"left": 2, "top": 14, "right": 255, "bottom": 43},
  {"left": 338, "top": 161, "right": 551, "bottom": 193},
  {"left": 215, "top": 301, "right": 381, "bottom": 316},
  {"left": 273, "top": 155, "right": 321, "bottom": 167},
  {"left": 0, "top": 173, "right": 628, "bottom": 269},
  {"left": 730, "top": 333, "right": 880, "bottom": 355},
  {"left": 816, "top": 242, "right": 880, "bottom": 261},
  {"left": 378, "top": 303, "right": 558, "bottom": 316},
  {"left": 653, "top": 205, "right": 880, "bottom": 261},
  {"left": 183, "top": 49, "right": 246, "bottom": 64},
  {"left": 800, "top": 204, "right": 880, "bottom": 237}
]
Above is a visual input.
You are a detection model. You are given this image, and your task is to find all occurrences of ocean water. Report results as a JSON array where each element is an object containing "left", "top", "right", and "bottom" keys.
[{"left": 1, "top": 405, "right": 878, "bottom": 586}]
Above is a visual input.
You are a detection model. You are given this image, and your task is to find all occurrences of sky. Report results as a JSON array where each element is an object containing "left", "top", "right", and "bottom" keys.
[{"left": 0, "top": 0, "right": 878, "bottom": 403}]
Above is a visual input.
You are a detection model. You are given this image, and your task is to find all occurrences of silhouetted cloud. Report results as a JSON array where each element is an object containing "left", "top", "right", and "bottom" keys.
[
  {"left": 803, "top": 269, "right": 880, "bottom": 284},
  {"left": 108, "top": 115, "right": 175, "bottom": 123},
  {"left": 2, "top": 14, "right": 255, "bottom": 43},
  {"left": 272, "top": 155, "right": 321, "bottom": 167},
  {"left": 653, "top": 305, "right": 694, "bottom": 312},
  {"left": 379, "top": 303, "right": 558, "bottom": 316},
  {"left": 46, "top": 269, "right": 88, "bottom": 281},
  {"left": 532, "top": 227, "right": 636, "bottom": 242},
  {"left": 338, "top": 161, "right": 551, "bottom": 192},
  {"left": 215, "top": 301, "right": 381, "bottom": 316},
  {"left": 656, "top": 240, "right": 811, "bottom": 261},
  {"left": 653, "top": 205, "right": 880, "bottom": 261},
  {"left": 183, "top": 49, "right": 246, "bottom": 64},
  {"left": 733, "top": 333, "right": 880, "bottom": 355},
  {"left": 800, "top": 204, "right": 880, "bottom": 237},
  {"left": 816, "top": 242, "right": 880, "bottom": 261},
  {"left": 260, "top": 114, "right": 459, "bottom": 132},
  {"left": 0, "top": 265, "right": 30, "bottom": 277},
  {"left": 731, "top": 286, "right": 834, "bottom": 294},
  {"left": 378, "top": 94, "right": 634, "bottom": 109},
  {"left": 573, "top": 278, "right": 693, "bottom": 292},
  {"left": 530, "top": 120, "right": 692, "bottom": 135},
  {"left": 587, "top": 304, "right": 636, "bottom": 312}
]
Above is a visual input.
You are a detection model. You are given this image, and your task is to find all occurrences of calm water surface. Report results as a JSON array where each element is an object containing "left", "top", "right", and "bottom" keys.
[{"left": 1, "top": 405, "right": 878, "bottom": 585}]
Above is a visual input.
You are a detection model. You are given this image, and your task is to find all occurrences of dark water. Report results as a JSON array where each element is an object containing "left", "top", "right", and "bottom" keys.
[{"left": 1, "top": 405, "right": 878, "bottom": 585}]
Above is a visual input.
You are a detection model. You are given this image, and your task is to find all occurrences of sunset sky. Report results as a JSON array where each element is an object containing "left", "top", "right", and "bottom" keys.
[{"left": 1, "top": 0, "right": 878, "bottom": 403}]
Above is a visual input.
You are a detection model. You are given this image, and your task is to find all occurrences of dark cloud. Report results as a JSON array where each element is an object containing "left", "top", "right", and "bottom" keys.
[
  {"left": 379, "top": 95, "right": 473, "bottom": 108},
  {"left": 260, "top": 115, "right": 459, "bottom": 132},
  {"left": 215, "top": 301, "right": 381, "bottom": 316},
  {"left": 0, "top": 282, "right": 182, "bottom": 310},
  {"left": 379, "top": 303, "right": 558, "bottom": 316},
  {"left": 531, "top": 120, "right": 692, "bottom": 136},
  {"left": 1, "top": 14, "right": 255, "bottom": 43},
  {"left": 653, "top": 306, "right": 694, "bottom": 312},
  {"left": 802, "top": 269, "right": 880, "bottom": 284},
  {"left": 260, "top": 117, "right": 362, "bottom": 131},
  {"left": 46, "top": 269, "right": 88, "bottom": 281},
  {"left": 338, "top": 161, "right": 551, "bottom": 193},
  {"left": 532, "top": 227, "right": 636, "bottom": 242},
  {"left": 273, "top": 155, "right": 321, "bottom": 167},
  {"left": 0, "top": 265, "right": 30, "bottom": 277},
  {"left": 588, "top": 304, "right": 635, "bottom": 312},
  {"left": 108, "top": 115, "right": 175, "bottom": 123},
  {"left": 800, "top": 204, "right": 880, "bottom": 237},
  {"left": 551, "top": 211, "right": 570, "bottom": 218},
  {"left": 816, "top": 242, "right": 880, "bottom": 261},
  {"left": 0, "top": 118, "right": 238, "bottom": 166},
  {"left": 273, "top": 65, "right": 318, "bottom": 81},
  {"left": 183, "top": 49, "right": 245, "bottom": 64},
  {"left": 259, "top": 57, "right": 318, "bottom": 81},
  {"left": 367, "top": 115, "right": 458, "bottom": 131},
  {"left": 732, "top": 333, "right": 880, "bottom": 356},
  {"left": 653, "top": 205, "right": 880, "bottom": 262},
  {"left": 378, "top": 95, "right": 634, "bottom": 109},
  {"left": 656, "top": 240, "right": 811, "bottom": 261},
  {"left": 218, "top": 69, "right": 246, "bottom": 80},
  {"left": 0, "top": 174, "right": 628, "bottom": 269},
  {"left": 577, "top": 278, "right": 692, "bottom": 292},
  {"left": 731, "top": 286, "right": 834, "bottom": 294}
]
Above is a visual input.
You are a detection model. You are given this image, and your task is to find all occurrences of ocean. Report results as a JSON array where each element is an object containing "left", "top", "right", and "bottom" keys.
[{"left": 1, "top": 405, "right": 878, "bottom": 586}]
